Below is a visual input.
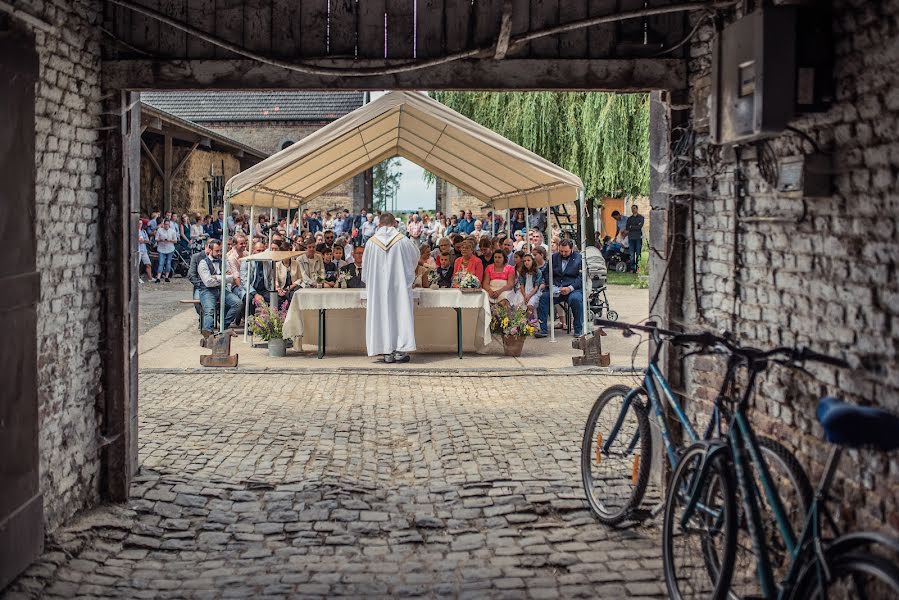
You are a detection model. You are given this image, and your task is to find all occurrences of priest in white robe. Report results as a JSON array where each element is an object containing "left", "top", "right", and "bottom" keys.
[{"left": 362, "top": 213, "right": 421, "bottom": 363}]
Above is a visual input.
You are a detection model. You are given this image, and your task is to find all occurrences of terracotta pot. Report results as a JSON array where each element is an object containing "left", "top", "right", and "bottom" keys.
[
  {"left": 267, "top": 338, "right": 287, "bottom": 357},
  {"left": 502, "top": 334, "right": 525, "bottom": 357}
]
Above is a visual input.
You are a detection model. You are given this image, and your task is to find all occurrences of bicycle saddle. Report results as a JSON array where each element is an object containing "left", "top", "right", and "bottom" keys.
[{"left": 816, "top": 397, "right": 899, "bottom": 451}]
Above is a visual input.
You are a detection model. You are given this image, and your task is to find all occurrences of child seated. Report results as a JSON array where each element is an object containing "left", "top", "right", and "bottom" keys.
[
  {"left": 322, "top": 247, "right": 338, "bottom": 287},
  {"left": 434, "top": 252, "right": 454, "bottom": 288}
]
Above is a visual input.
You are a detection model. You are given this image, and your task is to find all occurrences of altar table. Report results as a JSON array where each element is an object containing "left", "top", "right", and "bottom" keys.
[{"left": 281, "top": 288, "right": 493, "bottom": 358}]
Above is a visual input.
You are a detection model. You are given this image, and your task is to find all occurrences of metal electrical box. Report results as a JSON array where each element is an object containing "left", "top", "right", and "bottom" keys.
[{"left": 710, "top": 8, "right": 798, "bottom": 145}]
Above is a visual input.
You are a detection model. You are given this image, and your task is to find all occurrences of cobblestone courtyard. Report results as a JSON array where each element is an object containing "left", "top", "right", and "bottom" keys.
[{"left": 6, "top": 371, "right": 664, "bottom": 599}]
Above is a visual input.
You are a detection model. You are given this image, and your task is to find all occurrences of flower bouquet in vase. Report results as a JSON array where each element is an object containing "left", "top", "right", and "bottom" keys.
[
  {"left": 249, "top": 298, "right": 289, "bottom": 357},
  {"left": 336, "top": 270, "right": 351, "bottom": 289},
  {"left": 453, "top": 270, "right": 481, "bottom": 293},
  {"left": 427, "top": 270, "right": 440, "bottom": 289},
  {"left": 490, "top": 303, "right": 538, "bottom": 357}
]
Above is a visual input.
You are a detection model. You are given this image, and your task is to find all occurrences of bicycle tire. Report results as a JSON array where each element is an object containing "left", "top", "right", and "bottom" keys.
[
  {"left": 580, "top": 385, "right": 652, "bottom": 525},
  {"left": 663, "top": 443, "right": 738, "bottom": 600},
  {"left": 725, "top": 437, "right": 814, "bottom": 599},
  {"left": 790, "top": 549, "right": 899, "bottom": 599}
]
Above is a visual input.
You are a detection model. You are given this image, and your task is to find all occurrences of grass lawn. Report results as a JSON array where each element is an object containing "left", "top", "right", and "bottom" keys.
[{"left": 605, "top": 249, "right": 650, "bottom": 287}]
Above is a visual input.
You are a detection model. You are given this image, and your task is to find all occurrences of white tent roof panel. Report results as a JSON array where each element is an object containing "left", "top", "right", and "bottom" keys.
[{"left": 225, "top": 91, "right": 582, "bottom": 210}]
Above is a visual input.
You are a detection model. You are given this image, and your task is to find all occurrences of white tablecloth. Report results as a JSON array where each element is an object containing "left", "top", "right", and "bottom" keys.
[{"left": 281, "top": 288, "right": 494, "bottom": 353}]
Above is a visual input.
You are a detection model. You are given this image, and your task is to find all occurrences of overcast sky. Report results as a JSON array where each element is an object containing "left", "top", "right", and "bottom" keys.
[{"left": 370, "top": 91, "right": 437, "bottom": 212}]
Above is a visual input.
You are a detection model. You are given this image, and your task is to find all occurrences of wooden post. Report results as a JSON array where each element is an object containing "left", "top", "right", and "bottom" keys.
[
  {"left": 163, "top": 132, "right": 173, "bottom": 212},
  {"left": 99, "top": 89, "right": 140, "bottom": 502}
]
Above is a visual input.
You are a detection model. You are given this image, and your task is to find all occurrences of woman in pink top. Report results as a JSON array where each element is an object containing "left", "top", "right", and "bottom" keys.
[{"left": 482, "top": 249, "right": 519, "bottom": 306}]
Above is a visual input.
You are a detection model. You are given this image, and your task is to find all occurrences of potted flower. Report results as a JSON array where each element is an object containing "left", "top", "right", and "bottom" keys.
[
  {"left": 453, "top": 270, "right": 481, "bottom": 292},
  {"left": 248, "top": 297, "right": 289, "bottom": 357},
  {"left": 490, "top": 303, "right": 538, "bottom": 357},
  {"left": 427, "top": 270, "right": 440, "bottom": 289},
  {"left": 336, "top": 270, "right": 352, "bottom": 288}
]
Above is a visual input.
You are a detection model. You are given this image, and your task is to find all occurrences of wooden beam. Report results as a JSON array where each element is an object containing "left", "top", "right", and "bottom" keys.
[
  {"left": 140, "top": 137, "right": 164, "bottom": 179},
  {"left": 494, "top": 0, "right": 514, "bottom": 60},
  {"left": 163, "top": 132, "right": 173, "bottom": 212},
  {"left": 173, "top": 141, "right": 200, "bottom": 177},
  {"left": 104, "top": 58, "right": 687, "bottom": 91}
]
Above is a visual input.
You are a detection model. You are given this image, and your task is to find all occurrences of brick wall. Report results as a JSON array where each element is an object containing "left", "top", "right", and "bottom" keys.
[
  {"left": 26, "top": 0, "right": 104, "bottom": 532},
  {"left": 679, "top": 2, "right": 899, "bottom": 531}
]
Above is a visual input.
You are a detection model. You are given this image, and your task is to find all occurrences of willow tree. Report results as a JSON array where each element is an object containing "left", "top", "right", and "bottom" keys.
[
  {"left": 430, "top": 92, "right": 649, "bottom": 201},
  {"left": 373, "top": 157, "right": 402, "bottom": 212}
]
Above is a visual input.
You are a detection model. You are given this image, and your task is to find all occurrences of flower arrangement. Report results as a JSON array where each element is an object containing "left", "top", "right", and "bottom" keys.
[
  {"left": 248, "top": 297, "right": 289, "bottom": 341},
  {"left": 453, "top": 270, "right": 481, "bottom": 289},
  {"left": 427, "top": 270, "right": 440, "bottom": 287},
  {"left": 490, "top": 303, "right": 538, "bottom": 338},
  {"left": 336, "top": 270, "right": 352, "bottom": 287}
]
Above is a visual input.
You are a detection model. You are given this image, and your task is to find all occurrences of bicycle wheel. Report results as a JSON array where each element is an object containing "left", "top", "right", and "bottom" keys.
[
  {"left": 663, "top": 443, "right": 737, "bottom": 600},
  {"left": 580, "top": 385, "right": 652, "bottom": 525},
  {"left": 728, "top": 437, "right": 814, "bottom": 599},
  {"left": 790, "top": 550, "right": 899, "bottom": 599}
]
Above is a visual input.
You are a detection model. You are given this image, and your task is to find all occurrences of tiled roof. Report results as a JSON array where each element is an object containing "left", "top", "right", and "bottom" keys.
[{"left": 141, "top": 91, "right": 365, "bottom": 123}]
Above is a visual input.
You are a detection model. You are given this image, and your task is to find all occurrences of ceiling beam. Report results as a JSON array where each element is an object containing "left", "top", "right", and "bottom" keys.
[{"left": 103, "top": 58, "right": 687, "bottom": 91}]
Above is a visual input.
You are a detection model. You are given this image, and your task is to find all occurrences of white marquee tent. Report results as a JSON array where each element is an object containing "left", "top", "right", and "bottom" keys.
[{"left": 220, "top": 91, "right": 589, "bottom": 340}]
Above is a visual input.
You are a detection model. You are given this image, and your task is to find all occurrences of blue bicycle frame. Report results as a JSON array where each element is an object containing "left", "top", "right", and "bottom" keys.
[{"left": 603, "top": 354, "right": 731, "bottom": 472}]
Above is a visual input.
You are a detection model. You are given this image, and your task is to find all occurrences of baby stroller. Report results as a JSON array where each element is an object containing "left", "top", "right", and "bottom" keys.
[{"left": 584, "top": 246, "right": 618, "bottom": 321}]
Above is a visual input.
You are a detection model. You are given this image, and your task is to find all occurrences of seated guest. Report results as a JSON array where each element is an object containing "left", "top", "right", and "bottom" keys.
[
  {"left": 537, "top": 239, "right": 584, "bottom": 337},
  {"left": 274, "top": 243, "right": 302, "bottom": 303},
  {"left": 197, "top": 239, "right": 242, "bottom": 335},
  {"left": 297, "top": 242, "right": 324, "bottom": 287},
  {"left": 451, "top": 233, "right": 466, "bottom": 257},
  {"left": 477, "top": 237, "right": 493, "bottom": 270},
  {"left": 430, "top": 237, "right": 455, "bottom": 263},
  {"left": 513, "top": 250, "right": 525, "bottom": 271},
  {"left": 332, "top": 243, "right": 348, "bottom": 268},
  {"left": 340, "top": 245, "right": 365, "bottom": 288},
  {"left": 517, "top": 253, "right": 544, "bottom": 320},
  {"left": 513, "top": 230, "right": 526, "bottom": 252},
  {"left": 482, "top": 249, "right": 519, "bottom": 307},
  {"left": 452, "top": 239, "right": 484, "bottom": 284},
  {"left": 415, "top": 244, "right": 436, "bottom": 287},
  {"left": 240, "top": 240, "right": 275, "bottom": 313},
  {"left": 434, "top": 252, "right": 455, "bottom": 288},
  {"left": 322, "top": 246, "right": 339, "bottom": 287}
]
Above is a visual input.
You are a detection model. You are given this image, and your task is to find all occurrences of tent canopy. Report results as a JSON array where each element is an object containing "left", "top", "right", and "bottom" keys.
[{"left": 224, "top": 91, "right": 582, "bottom": 211}]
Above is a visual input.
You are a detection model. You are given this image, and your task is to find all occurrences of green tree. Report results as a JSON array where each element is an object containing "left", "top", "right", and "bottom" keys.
[
  {"left": 430, "top": 92, "right": 649, "bottom": 200},
  {"left": 373, "top": 157, "right": 402, "bottom": 212}
]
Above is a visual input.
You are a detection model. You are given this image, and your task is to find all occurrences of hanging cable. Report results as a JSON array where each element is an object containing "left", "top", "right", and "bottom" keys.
[{"left": 107, "top": 0, "right": 738, "bottom": 78}]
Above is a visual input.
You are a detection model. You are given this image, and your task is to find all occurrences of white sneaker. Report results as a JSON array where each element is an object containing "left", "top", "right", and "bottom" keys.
[{"left": 393, "top": 352, "right": 410, "bottom": 363}]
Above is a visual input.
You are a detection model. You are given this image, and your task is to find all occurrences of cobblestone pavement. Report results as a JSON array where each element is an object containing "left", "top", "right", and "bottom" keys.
[{"left": 5, "top": 372, "right": 663, "bottom": 599}]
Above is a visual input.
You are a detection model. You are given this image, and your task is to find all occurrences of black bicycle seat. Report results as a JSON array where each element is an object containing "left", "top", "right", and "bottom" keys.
[{"left": 816, "top": 397, "right": 899, "bottom": 451}]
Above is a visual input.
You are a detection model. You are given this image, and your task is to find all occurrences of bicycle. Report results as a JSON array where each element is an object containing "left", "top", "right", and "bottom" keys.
[
  {"left": 663, "top": 342, "right": 899, "bottom": 600},
  {"left": 581, "top": 320, "right": 812, "bottom": 536}
]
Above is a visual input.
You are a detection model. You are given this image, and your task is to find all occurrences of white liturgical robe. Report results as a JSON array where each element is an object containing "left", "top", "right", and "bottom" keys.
[{"left": 362, "top": 226, "right": 421, "bottom": 356}]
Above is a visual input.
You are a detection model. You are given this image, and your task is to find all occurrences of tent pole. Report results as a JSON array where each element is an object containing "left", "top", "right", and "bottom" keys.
[
  {"left": 220, "top": 196, "right": 229, "bottom": 334},
  {"left": 524, "top": 196, "right": 531, "bottom": 253},
  {"left": 244, "top": 204, "right": 254, "bottom": 343},
  {"left": 548, "top": 216, "right": 555, "bottom": 344},
  {"left": 579, "top": 190, "right": 588, "bottom": 338},
  {"left": 268, "top": 205, "right": 273, "bottom": 247}
]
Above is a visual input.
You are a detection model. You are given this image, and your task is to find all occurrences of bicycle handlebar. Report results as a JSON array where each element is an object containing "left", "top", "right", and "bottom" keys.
[{"left": 594, "top": 318, "right": 848, "bottom": 369}]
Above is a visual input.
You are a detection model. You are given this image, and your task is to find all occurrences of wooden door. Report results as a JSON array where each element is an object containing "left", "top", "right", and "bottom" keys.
[
  {"left": 0, "top": 29, "right": 44, "bottom": 590},
  {"left": 601, "top": 197, "right": 625, "bottom": 239}
]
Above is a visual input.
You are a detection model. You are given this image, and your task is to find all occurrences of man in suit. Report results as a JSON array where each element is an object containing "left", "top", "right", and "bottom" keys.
[
  {"left": 537, "top": 239, "right": 584, "bottom": 337},
  {"left": 340, "top": 245, "right": 365, "bottom": 288},
  {"left": 240, "top": 241, "right": 275, "bottom": 313},
  {"left": 211, "top": 210, "right": 225, "bottom": 240}
]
